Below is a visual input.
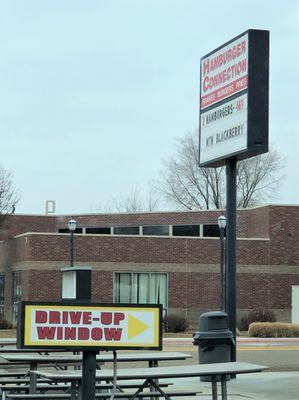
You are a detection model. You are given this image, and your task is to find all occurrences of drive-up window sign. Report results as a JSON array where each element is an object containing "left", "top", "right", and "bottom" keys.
[
  {"left": 199, "top": 29, "right": 269, "bottom": 167},
  {"left": 17, "top": 302, "right": 162, "bottom": 350}
]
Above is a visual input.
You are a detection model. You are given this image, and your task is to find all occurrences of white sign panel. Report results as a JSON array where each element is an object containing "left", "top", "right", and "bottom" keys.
[
  {"left": 200, "top": 94, "right": 248, "bottom": 164},
  {"left": 199, "top": 29, "right": 269, "bottom": 167},
  {"left": 201, "top": 33, "right": 248, "bottom": 110}
]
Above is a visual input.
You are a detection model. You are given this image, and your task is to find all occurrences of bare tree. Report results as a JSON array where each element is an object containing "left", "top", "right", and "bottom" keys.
[
  {"left": 0, "top": 164, "right": 20, "bottom": 227},
  {"left": 110, "top": 187, "right": 144, "bottom": 213},
  {"left": 93, "top": 187, "right": 161, "bottom": 213},
  {"left": 153, "top": 131, "right": 284, "bottom": 210}
]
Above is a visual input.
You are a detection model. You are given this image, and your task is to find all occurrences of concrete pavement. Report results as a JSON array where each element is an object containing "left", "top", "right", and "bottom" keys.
[
  {"left": 163, "top": 336, "right": 299, "bottom": 344},
  {"left": 169, "top": 371, "right": 299, "bottom": 400},
  {"left": 163, "top": 337, "right": 299, "bottom": 399}
]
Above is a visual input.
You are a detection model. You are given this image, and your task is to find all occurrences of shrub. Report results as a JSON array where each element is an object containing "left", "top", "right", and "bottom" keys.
[
  {"left": 248, "top": 322, "right": 299, "bottom": 338},
  {"left": 0, "top": 318, "right": 13, "bottom": 329},
  {"left": 238, "top": 309, "right": 276, "bottom": 331},
  {"left": 163, "top": 314, "right": 189, "bottom": 333}
]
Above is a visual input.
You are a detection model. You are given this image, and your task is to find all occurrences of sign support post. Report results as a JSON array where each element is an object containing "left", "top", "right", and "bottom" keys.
[
  {"left": 199, "top": 29, "right": 269, "bottom": 367},
  {"left": 82, "top": 350, "right": 97, "bottom": 400},
  {"left": 17, "top": 302, "right": 162, "bottom": 400},
  {"left": 61, "top": 265, "right": 96, "bottom": 399},
  {"left": 226, "top": 158, "right": 237, "bottom": 362}
]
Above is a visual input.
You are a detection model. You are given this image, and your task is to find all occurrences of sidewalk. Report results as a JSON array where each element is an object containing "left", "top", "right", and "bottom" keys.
[
  {"left": 170, "top": 371, "right": 299, "bottom": 400},
  {"left": 164, "top": 336, "right": 298, "bottom": 399},
  {"left": 163, "top": 336, "right": 299, "bottom": 343}
]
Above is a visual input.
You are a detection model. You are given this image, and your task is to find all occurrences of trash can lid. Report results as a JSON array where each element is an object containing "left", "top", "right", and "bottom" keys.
[
  {"left": 193, "top": 330, "right": 234, "bottom": 340},
  {"left": 199, "top": 310, "right": 229, "bottom": 332}
]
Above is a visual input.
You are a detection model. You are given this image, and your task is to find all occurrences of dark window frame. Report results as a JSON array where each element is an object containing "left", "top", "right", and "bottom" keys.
[{"left": 172, "top": 224, "right": 200, "bottom": 237}]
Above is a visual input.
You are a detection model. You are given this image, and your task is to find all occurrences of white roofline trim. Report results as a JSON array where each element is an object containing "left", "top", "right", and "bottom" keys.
[{"left": 13, "top": 232, "right": 269, "bottom": 241}]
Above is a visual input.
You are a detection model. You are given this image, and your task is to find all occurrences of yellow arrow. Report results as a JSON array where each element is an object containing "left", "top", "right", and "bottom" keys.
[{"left": 128, "top": 314, "right": 149, "bottom": 339}]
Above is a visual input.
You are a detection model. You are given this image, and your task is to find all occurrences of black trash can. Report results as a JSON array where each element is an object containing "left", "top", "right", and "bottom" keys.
[{"left": 193, "top": 311, "right": 235, "bottom": 382}]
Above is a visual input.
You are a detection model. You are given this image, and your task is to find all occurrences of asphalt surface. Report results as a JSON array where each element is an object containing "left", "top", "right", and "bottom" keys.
[
  {"left": 162, "top": 337, "right": 299, "bottom": 371},
  {"left": 159, "top": 337, "right": 299, "bottom": 399},
  {"left": 0, "top": 336, "right": 298, "bottom": 399}
]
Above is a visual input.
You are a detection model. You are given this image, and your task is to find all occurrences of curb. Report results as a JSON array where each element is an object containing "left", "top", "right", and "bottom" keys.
[{"left": 163, "top": 337, "right": 299, "bottom": 343}]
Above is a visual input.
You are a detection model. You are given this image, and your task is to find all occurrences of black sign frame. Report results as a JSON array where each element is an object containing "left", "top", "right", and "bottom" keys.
[
  {"left": 199, "top": 29, "right": 269, "bottom": 168},
  {"left": 17, "top": 301, "right": 163, "bottom": 351}
]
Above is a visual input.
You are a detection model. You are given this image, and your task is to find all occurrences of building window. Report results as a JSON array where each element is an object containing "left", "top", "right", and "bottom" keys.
[
  {"left": 203, "top": 224, "right": 222, "bottom": 237},
  {"left": 12, "top": 271, "right": 21, "bottom": 323},
  {"left": 0, "top": 275, "right": 5, "bottom": 318},
  {"left": 58, "top": 228, "right": 83, "bottom": 234},
  {"left": 86, "top": 227, "right": 111, "bottom": 234},
  {"left": 142, "top": 225, "right": 169, "bottom": 236},
  {"left": 114, "top": 272, "right": 168, "bottom": 313},
  {"left": 173, "top": 225, "right": 200, "bottom": 237},
  {"left": 114, "top": 226, "right": 139, "bottom": 235}
]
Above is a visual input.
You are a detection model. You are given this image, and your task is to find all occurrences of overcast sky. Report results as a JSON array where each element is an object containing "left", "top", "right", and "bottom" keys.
[{"left": 1, "top": 0, "right": 298, "bottom": 214}]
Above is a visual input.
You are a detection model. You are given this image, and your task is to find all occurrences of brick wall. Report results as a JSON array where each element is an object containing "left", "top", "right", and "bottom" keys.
[
  {"left": 1, "top": 263, "right": 298, "bottom": 324},
  {"left": 0, "top": 205, "right": 281, "bottom": 241},
  {"left": 269, "top": 206, "right": 299, "bottom": 265},
  {"left": 91, "top": 271, "right": 113, "bottom": 302},
  {"left": 19, "top": 269, "right": 114, "bottom": 304},
  {"left": 1, "top": 205, "right": 298, "bottom": 324},
  {"left": 55, "top": 210, "right": 227, "bottom": 230},
  {"left": 7, "top": 234, "right": 270, "bottom": 266},
  {"left": 23, "top": 270, "right": 61, "bottom": 302},
  {"left": 0, "top": 215, "right": 56, "bottom": 241},
  {"left": 246, "top": 206, "right": 270, "bottom": 238},
  {"left": 53, "top": 207, "right": 271, "bottom": 239}
]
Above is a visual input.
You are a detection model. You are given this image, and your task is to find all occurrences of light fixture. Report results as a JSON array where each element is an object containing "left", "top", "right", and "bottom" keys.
[
  {"left": 68, "top": 219, "right": 77, "bottom": 232},
  {"left": 218, "top": 215, "right": 227, "bottom": 230}
]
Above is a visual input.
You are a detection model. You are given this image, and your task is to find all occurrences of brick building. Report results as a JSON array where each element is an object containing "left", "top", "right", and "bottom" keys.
[{"left": 0, "top": 204, "right": 298, "bottom": 324}]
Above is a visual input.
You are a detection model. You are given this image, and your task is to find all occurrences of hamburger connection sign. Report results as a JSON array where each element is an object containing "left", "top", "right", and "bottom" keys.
[{"left": 199, "top": 29, "right": 269, "bottom": 167}]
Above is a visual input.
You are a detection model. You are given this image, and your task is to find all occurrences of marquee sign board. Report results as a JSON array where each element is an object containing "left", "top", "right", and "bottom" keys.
[
  {"left": 17, "top": 302, "right": 162, "bottom": 350},
  {"left": 199, "top": 29, "right": 269, "bottom": 167}
]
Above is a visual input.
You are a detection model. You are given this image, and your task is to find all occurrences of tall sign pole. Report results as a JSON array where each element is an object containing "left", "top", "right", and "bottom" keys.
[
  {"left": 199, "top": 29, "right": 269, "bottom": 362},
  {"left": 226, "top": 158, "right": 237, "bottom": 360}
]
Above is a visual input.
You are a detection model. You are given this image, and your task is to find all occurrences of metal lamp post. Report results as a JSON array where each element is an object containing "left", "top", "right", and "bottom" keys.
[
  {"left": 67, "top": 218, "right": 95, "bottom": 399},
  {"left": 68, "top": 219, "right": 77, "bottom": 268},
  {"left": 218, "top": 215, "right": 227, "bottom": 311}
]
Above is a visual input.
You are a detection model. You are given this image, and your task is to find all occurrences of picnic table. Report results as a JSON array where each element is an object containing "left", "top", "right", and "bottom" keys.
[
  {"left": 0, "top": 339, "right": 17, "bottom": 348},
  {"left": 0, "top": 352, "right": 192, "bottom": 394},
  {"left": 1, "top": 351, "right": 191, "bottom": 368},
  {"left": 31, "top": 362, "right": 268, "bottom": 400},
  {"left": 0, "top": 348, "right": 69, "bottom": 354}
]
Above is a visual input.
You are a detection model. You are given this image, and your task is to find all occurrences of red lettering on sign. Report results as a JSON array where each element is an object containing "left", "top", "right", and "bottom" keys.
[
  {"left": 101, "top": 312, "right": 112, "bottom": 325},
  {"left": 49, "top": 311, "right": 61, "bottom": 324},
  {"left": 82, "top": 312, "right": 91, "bottom": 325},
  {"left": 62, "top": 311, "right": 68, "bottom": 324},
  {"left": 114, "top": 313, "right": 125, "bottom": 325},
  {"left": 64, "top": 328, "right": 76, "bottom": 340},
  {"left": 57, "top": 327, "right": 63, "bottom": 340},
  {"left": 69, "top": 312, "right": 82, "bottom": 325},
  {"left": 37, "top": 327, "right": 56, "bottom": 340},
  {"left": 203, "top": 58, "right": 210, "bottom": 76},
  {"left": 104, "top": 328, "right": 122, "bottom": 341},
  {"left": 91, "top": 328, "right": 103, "bottom": 340},
  {"left": 35, "top": 311, "right": 47, "bottom": 323},
  {"left": 78, "top": 327, "right": 89, "bottom": 340}
]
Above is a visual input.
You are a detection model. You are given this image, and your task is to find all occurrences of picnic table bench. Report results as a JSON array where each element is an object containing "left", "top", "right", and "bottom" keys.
[
  {"left": 0, "top": 352, "right": 191, "bottom": 394},
  {"left": 0, "top": 349, "right": 68, "bottom": 355},
  {"left": 0, "top": 339, "right": 16, "bottom": 348},
  {"left": 31, "top": 361, "right": 267, "bottom": 400},
  {"left": 0, "top": 379, "right": 175, "bottom": 399},
  {"left": 4, "top": 391, "right": 198, "bottom": 400},
  {"left": 0, "top": 352, "right": 191, "bottom": 369}
]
